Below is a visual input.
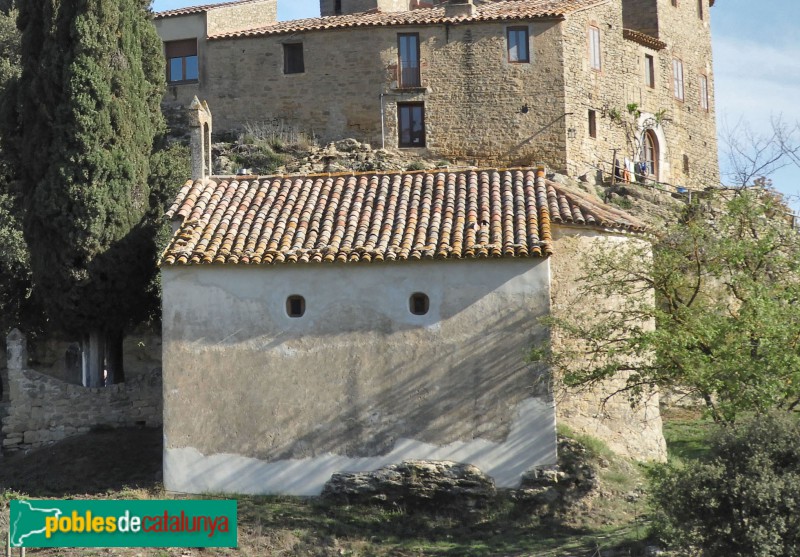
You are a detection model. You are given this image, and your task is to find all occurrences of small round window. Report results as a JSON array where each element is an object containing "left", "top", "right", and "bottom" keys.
[
  {"left": 409, "top": 293, "right": 430, "bottom": 315},
  {"left": 286, "top": 295, "right": 305, "bottom": 318}
]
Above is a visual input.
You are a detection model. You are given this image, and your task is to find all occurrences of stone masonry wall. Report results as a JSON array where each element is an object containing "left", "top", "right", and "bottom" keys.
[
  {"left": 320, "top": 0, "right": 411, "bottom": 16},
  {"left": 165, "top": 19, "right": 568, "bottom": 169},
  {"left": 206, "top": 0, "right": 277, "bottom": 36},
  {"left": 1, "top": 367, "right": 162, "bottom": 453},
  {"left": 549, "top": 228, "right": 667, "bottom": 462},
  {"left": 157, "top": 0, "right": 718, "bottom": 185},
  {"left": 563, "top": 1, "right": 719, "bottom": 189},
  {"left": 622, "top": 0, "right": 659, "bottom": 36}
]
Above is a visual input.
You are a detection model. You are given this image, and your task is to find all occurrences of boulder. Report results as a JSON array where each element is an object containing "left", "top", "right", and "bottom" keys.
[{"left": 321, "top": 460, "right": 496, "bottom": 511}]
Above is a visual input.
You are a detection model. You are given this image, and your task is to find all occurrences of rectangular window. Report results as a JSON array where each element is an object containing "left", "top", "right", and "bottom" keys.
[
  {"left": 165, "top": 39, "right": 198, "bottom": 83},
  {"left": 398, "top": 103, "right": 425, "bottom": 148},
  {"left": 588, "top": 109, "right": 597, "bottom": 138},
  {"left": 335, "top": 0, "right": 342, "bottom": 14},
  {"left": 683, "top": 154, "right": 690, "bottom": 175},
  {"left": 507, "top": 27, "right": 530, "bottom": 63},
  {"left": 588, "top": 26, "right": 601, "bottom": 71},
  {"left": 398, "top": 33, "right": 420, "bottom": 88},
  {"left": 671, "top": 0, "right": 678, "bottom": 6},
  {"left": 699, "top": 74, "right": 709, "bottom": 110},
  {"left": 697, "top": 0, "right": 704, "bottom": 19},
  {"left": 673, "top": 58, "right": 684, "bottom": 101},
  {"left": 283, "top": 43, "right": 304, "bottom": 74},
  {"left": 644, "top": 54, "right": 655, "bottom": 88}
]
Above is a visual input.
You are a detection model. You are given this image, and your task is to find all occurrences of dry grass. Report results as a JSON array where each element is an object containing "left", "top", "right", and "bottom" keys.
[{"left": 0, "top": 428, "right": 653, "bottom": 556}]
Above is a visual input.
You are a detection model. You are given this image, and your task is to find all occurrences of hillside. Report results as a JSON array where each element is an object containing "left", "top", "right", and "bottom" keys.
[{"left": 206, "top": 134, "right": 700, "bottom": 231}]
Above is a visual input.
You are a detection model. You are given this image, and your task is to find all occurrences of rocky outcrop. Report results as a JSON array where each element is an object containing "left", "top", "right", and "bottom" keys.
[
  {"left": 321, "top": 438, "right": 605, "bottom": 517},
  {"left": 321, "top": 460, "right": 496, "bottom": 512},
  {"left": 513, "top": 437, "right": 599, "bottom": 516},
  {"left": 213, "top": 138, "right": 448, "bottom": 177}
]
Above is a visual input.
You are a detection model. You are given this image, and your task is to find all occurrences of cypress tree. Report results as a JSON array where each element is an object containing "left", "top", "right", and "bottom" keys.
[{"left": 11, "top": 0, "right": 166, "bottom": 385}]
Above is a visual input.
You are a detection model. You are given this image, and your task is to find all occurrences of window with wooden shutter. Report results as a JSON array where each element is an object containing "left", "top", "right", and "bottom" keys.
[{"left": 164, "top": 39, "right": 198, "bottom": 83}]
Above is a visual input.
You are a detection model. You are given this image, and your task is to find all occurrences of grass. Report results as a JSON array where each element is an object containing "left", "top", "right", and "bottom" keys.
[
  {"left": 660, "top": 407, "right": 715, "bottom": 463},
  {"left": 0, "top": 427, "right": 661, "bottom": 556}
]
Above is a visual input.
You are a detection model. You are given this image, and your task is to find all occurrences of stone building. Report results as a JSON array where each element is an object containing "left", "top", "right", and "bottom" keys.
[
  {"left": 154, "top": 0, "right": 720, "bottom": 188},
  {"left": 158, "top": 101, "right": 665, "bottom": 496}
]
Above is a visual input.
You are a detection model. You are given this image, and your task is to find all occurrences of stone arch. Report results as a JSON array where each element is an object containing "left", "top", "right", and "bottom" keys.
[{"left": 636, "top": 112, "right": 670, "bottom": 183}]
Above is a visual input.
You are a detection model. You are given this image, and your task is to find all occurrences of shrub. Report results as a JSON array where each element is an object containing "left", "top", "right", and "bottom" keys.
[{"left": 650, "top": 413, "right": 800, "bottom": 556}]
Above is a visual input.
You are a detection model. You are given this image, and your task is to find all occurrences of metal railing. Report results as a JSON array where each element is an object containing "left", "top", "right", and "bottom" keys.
[{"left": 398, "top": 63, "right": 421, "bottom": 88}]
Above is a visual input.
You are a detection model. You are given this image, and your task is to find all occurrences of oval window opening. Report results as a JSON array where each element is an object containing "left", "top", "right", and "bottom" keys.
[
  {"left": 409, "top": 293, "right": 430, "bottom": 315},
  {"left": 286, "top": 295, "right": 305, "bottom": 318}
]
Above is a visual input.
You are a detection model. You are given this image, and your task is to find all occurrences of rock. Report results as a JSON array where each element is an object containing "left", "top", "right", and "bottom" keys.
[
  {"left": 321, "top": 460, "right": 496, "bottom": 512},
  {"left": 547, "top": 172, "right": 572, "bottom": 186},
  {"left": 334, "top": 138, "right": 361, "bottom": 153}
]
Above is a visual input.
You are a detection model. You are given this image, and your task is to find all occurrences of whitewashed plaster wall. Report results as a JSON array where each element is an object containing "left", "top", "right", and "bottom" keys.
[{"left": 162, "top": 258, "right": 556, "bottom": 495}]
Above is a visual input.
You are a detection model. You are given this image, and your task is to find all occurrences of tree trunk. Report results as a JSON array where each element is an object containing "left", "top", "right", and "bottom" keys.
[
  {"left": 81, "top": 330, "right": 105, "bottom": 387},
  {"left": 105, "top": 329, "right": 125, "bottom": 384}
]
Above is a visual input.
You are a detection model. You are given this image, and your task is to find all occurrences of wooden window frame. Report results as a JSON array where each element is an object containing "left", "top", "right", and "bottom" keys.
[
  {"left": 506, "top": 26, "right": 530, "bottom": 64},
  {"left": 699, "top": 73, "right": 709, "bottom": 111},
  {"left": 398, "top": 102, "right": 426, "bottom": 148},
  {"left": 644, "top": 54, "right": 655, "bottom": 88},
  {"left": 643, "top": 129, "right": 659, "bottom": 180},
  {"left": 588, "top": 25, "right": 602, "bottom": 71},
  {"left": 672, "top": 58, "right": 685, "bottom": 101},
  {"left": 397, "top": 33, "right": 421, "bottom": 88},
  {"left": 165, "top": 39, "right": 198, "bottom": 84},
  {"left": 283, "top": 42, "right": 305, "bottom": 75}
]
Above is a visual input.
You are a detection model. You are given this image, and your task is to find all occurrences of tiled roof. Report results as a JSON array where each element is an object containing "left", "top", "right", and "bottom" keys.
[
  {"left": 208, "top": 0, "right": 608, "bottom": 39},
  {"left": 162, "top": 168, "right": 646, "bottom": 266},
  {"left": 153, "top": 0, "right": 264, "bottom": 19},
  {"left": 622, "top": 29, "right": 667, "bottom": 50}
]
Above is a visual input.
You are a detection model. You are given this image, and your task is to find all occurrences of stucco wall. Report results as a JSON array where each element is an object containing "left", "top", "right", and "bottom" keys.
[
  {"left": 154, "top": 13, "right": 206, "bottom": 107},
  {"left": 162, "top": 259, "right": 557, "bottom": 495},
  {"left": 548, "top": 227, "right": 667, "bottom": 462}
]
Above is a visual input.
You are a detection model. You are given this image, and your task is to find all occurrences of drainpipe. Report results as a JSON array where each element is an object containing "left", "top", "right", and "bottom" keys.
[{"left": 380, "top": 93, "right": 386, "bottom": 150}]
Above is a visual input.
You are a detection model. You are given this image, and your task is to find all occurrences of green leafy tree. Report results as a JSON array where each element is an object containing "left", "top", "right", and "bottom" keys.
[
  {"left": 0, "top": 1, "right": 36, "bottom": 337},
  {"left": 7, "top": 0, "right": 167, "bottom": 385},
  {"left": 650, "top": 413, "right": 800, "bottom": 556},
  {"left": 536, "top": 189, "right": 800, "bottom": 423}
]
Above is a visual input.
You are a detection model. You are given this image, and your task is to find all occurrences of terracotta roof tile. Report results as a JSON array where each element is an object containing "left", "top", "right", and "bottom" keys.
[
  {"left": 208, "top": 0, "right": 609, "bottom": 39},
  {"left": 162, "top": 168, "right": 646, "bottom": 266},
  {"left": 154, "top": 0, "right": 265, "bottom": 19},
  {"left": 623, "top": 28, "right": 667, "bottom": 50}
]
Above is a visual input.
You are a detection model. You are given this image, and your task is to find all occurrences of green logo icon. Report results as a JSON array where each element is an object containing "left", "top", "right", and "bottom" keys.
[{"left": 9, "top": 500, "right": 237, "bottom": 548}]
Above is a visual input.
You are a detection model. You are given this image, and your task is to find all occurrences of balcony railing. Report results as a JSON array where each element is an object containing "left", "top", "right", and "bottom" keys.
[{"left": 398, "top": 63, "right": 421, "bottom": 88}]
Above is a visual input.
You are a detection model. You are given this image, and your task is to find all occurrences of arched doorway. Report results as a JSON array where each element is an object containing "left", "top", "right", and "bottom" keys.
[{"left": 642, "top": 129, "right": 659, "bottom": 181}]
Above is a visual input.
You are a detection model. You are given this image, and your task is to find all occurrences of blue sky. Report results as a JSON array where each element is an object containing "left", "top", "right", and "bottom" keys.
[{"left": 151, "top": 0, "right": 800, "bottom": 210}]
